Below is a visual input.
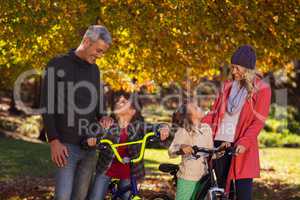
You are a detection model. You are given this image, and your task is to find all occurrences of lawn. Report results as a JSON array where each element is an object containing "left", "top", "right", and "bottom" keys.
[
  {"left": 0, "top": 138, "right": 299, "bottom": 199},
  {"left": 144, "top": 148, "right": 300, "bottom": 200},
  {"left": 0, "top": 138, "right": 54, "bottom": 182}
]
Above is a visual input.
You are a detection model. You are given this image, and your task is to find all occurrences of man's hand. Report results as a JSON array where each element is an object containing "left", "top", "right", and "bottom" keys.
[
  {"left": 50, "top": 139, "right": 69, "bottom": 168},
  {"left": 87, "top": 137, "right": 97, "bottom": 147},
  {"left": 159, "top": 125, "right": 170, "bottom": 141},
  {"left": 180, "top": 144, "right": 194, "bottom": 155},
  {"left": 99, "top": 116, "right": 114, "bottom": 129},
  {"left": 235, "top": 144, "right": 246, "bottom": 155}
]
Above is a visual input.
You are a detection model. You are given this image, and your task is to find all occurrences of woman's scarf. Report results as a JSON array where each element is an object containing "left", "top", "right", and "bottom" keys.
[{"left": 227, "top": 81, "right": 248, "bottom": 115}]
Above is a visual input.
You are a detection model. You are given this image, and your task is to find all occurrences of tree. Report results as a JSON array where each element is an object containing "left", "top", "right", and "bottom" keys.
[
  {"left": 0, "top": 0, "right": 100, "bottom": 90},
  {"left": 1, "top": 0, "right": 299, "bottom": 92},
  {"left": 0, "top": 0, "right": 100, "bottom": 112},
  {"left": 97, "top": 0, "right": 299, "bottom": 90}
]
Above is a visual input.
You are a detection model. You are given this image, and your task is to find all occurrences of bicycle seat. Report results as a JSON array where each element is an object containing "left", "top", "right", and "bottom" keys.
[{"left": 159, "top": 163, "right": 179, "bottom": 173}]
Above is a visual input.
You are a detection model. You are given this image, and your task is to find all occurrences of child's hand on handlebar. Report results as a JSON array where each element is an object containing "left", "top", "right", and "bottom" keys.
[
  {"left": 159, "top": 125, "right": 170, "bottom": 141},
  {"left": 180, "top": 144, "right": 194, "bottom": 155},
  {"left": 87, "top": 137, "right": 97, "bottom": 147}
]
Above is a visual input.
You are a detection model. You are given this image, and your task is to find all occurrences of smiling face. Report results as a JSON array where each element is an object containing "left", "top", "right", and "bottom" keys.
[
  {"left": 186, "top": 102, "right": 204, "bottom": 122},
  {"left": 231, "top": 64, "right": 247, "bottom": 81},
  {"left": 82, "top": 38, "right": 110, "bottom": 64},
  {"left": 113, "top": 95, "right": 136, "bottom": 118}
]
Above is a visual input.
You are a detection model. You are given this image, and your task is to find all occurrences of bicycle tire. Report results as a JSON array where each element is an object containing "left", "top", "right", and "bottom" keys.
[
  {"left": 148, "top": 193, "right": 173, "bottom": 200},
  {"left": 211, "top": 191, "right": 218, "bottom": 200},
  {"left": 210, "top": 191, "right": 229, "bottom": 200}
]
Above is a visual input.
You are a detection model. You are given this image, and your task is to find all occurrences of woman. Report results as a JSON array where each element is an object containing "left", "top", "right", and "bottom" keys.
[{"left": 202, "top": 45, "right": 271, "bottom": 200}]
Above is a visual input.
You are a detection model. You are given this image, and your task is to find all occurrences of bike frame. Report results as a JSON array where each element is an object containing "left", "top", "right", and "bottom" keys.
[{"left": 98, "top": 132, "right": 156, "bottom": 200}]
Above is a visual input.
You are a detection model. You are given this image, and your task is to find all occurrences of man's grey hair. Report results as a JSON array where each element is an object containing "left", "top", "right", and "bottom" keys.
[{"left": 84, "top": 25, "right": 112, "bottom": 45}]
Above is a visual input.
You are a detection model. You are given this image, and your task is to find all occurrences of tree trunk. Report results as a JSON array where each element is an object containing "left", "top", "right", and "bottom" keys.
[
  {"left": 9, "top": 90, "right": 22, "bottom": 115},
  {"left": 33, "top": 76, "right": 41, "bottom": 109},
  {"left": 38, "top": 128, "right": 47, "bottom": 142}
]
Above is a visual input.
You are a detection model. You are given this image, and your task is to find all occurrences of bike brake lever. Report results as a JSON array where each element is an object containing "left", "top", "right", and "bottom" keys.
[
  {"left": 96, "top": 143, "right": 107, "bottom": 151},
  {"left": 192, "top": 145, "right": 199, "bottom": 152},
  {"left": 191, "top": 153, "right": 201, "bottom": 160},
  {"left": 227, "top": 147, "right": 237, "bottom": 155}
]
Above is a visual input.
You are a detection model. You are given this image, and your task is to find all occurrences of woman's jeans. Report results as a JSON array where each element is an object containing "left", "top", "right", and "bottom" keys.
[
  {"left": 88, "top": 173, "right": 131, "bottom": 200},
  {"left": 213, "top": 141, "right": 253, "bottom": 200},
  {"left": 54, "top": 143, "right": 97, "bottom": 200}
]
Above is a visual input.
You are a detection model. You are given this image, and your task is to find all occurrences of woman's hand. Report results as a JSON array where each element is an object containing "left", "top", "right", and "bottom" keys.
[
  {"left": 180, "top": 144, "right": 194, "bottom": 155},
  {"left": 235, "top": 144, "right": 246, "bottom": 155},
  {"left": 160, "top": 125, "right": 170, "bottom": 141},
  {"left": 87, "top": 137, "right": 97, "bottom": 147},
  {"left": 220, "top": 141, "right": 231, "bottom": 149}
]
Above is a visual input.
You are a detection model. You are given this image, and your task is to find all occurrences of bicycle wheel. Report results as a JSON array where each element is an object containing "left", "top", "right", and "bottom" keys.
[
  {"left": 148, "top": 193, "right": 173, "bottom": 200},
  {"left": 128, "top": 195, "right": 142, "bottom": 200},
  {"left": 208, "top": 191, "right": 229, "bottom": 200},
  {"left": 210, "top": 191, "right": 218, "bottom": 200},
  {"left": 112, "top": 194, "right": 136, "bottom": 200}
]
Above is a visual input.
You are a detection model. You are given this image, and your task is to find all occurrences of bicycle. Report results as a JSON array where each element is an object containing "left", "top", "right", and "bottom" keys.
[
  {"left": 95, "top": 131, "right": 160, "bottom": 200},
  {"left": 149, "top": 146, "right": 236, "bottom": 200}
]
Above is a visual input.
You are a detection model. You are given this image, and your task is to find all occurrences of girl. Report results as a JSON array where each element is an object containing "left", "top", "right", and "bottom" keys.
[
  {"left": 169, "top": 101, "right": 213, "bottom": 200},
  {"left": 85, "top": 91, "right": 169, "bottom": 200}
]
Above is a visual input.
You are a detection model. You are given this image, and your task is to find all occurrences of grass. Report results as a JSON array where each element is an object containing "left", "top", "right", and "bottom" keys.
[
  {"left": 260, "top": 148, "right": 300, "bottom": 185},
  {"left": 144, "top": 148, "right": 180, "bottom": 171},
  {"left": 0, "top": 138, "right": 171, "bottom": 181},
  {"left": 0, "top": 138, "right": 54, "bottom": 182},
  {"left": 255, "top": 148, "right": 300, "bottom": 200},
  {"left": 0, "top": 138, "right": 300, "bottom": 199},
  {"left": 144, "top": 148, "right": 300, "bottom": 183},
  {"left": 144, "top": 147, "right": 300, "bottom": 200},
  {"left": 0, "top": 138, "right": 299, "bottom": 185}
]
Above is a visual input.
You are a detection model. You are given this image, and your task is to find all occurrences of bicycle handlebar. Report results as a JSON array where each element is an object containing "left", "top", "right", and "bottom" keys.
[
  {"left": 191, "top": 146, "right": 236, "bottom": 159},
  {"left": 96, "top": 132, "right": 157, "bottom": 164},
  {"left": 175, "top": 145, "right": 236, "bottom": 159}
]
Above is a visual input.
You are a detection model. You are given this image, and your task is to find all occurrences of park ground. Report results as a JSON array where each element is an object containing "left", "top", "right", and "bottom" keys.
[{"left": 0, "top": 104, "right": 300, "bottom": 200}]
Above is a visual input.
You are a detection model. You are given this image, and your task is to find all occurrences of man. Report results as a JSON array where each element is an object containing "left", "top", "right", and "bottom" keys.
[{"left": 41, "top": 25, "right": 112, "bottom": 200}]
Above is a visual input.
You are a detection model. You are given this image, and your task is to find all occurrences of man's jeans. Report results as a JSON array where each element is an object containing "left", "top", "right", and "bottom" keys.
[{"left": 54, "top": 143, "right": 97, "bottom": 200}]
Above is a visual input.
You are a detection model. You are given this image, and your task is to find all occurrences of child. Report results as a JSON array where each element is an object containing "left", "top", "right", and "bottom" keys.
[
  {"left": 85, "top": 91, "right": 169, "bottom": 200},
  {"left": 169, "top": 101, "right": 213, "bottom": 200}
]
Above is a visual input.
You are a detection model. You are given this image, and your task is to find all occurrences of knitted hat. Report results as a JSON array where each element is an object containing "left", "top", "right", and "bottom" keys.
[{"left": 231, "top": 45, "right": 256, "bottom": 70}]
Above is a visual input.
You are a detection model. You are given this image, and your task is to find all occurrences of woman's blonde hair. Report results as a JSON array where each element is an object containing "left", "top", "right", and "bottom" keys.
[
  {"left": 241, "top": 68, "right": 257, "bottom": 96},
  {"left": 229, "top": 66, "right": 260, "bottom": 98}
]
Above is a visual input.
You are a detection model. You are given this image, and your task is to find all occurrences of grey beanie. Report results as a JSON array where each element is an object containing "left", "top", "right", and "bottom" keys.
[{"left": 231, "top": 45, "right": 256, "bottom": 70}]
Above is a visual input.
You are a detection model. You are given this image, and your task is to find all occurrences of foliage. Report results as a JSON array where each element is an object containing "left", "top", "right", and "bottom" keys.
[
  {"left": 0, "top": 0, "right": 99, "bottom": 89},
  {"left": 97, "top": 0, "right": 300, "bottom": 90},
  {"left": 259, "top": 130, "right": 300, "bottom": 147},
  {"left": 1, "top": 1, "right": 299, "bottom": 91},
  {"left": 0, "top": 116, "right": 22, "bottom": 132},
  {"left": 0, "top": 114, "right": 42, "bottom": 138},
  {"left": 16, "top": 115, "right": 42, "bottom": 138},
  {"left": 142, "top": 104, "right": 172, "bottom": 122},
  {"left": 266, "top": 104, "right": 300, "bottom": 135}
]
